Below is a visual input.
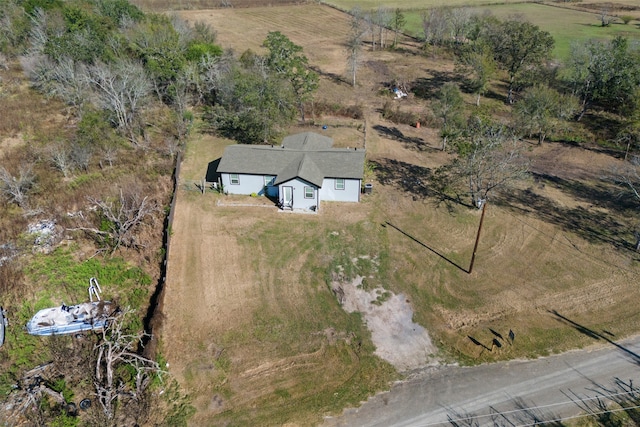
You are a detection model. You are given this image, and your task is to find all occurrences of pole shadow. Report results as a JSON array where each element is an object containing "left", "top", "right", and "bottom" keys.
[
  {"left": 549, "top": 309, "right": 640, "bottom": 366},
  {"left": 383, "top": 221, "right": 468, "bottom": 273}
]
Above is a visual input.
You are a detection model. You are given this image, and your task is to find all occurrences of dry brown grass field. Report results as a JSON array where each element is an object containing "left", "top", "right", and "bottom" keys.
[{"left": 158, "top": 3, "right": 640, "bottom": 425}]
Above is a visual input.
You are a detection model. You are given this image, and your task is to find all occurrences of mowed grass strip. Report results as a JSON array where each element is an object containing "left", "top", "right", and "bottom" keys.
[
  {"left": 377, "top": 188, "right": 640, "bottom": 364},
  {"left": 179, "top": 5, "right": 351, "bottom": 67},
  {"left": 182, "top": 208, "right": 397, "bottom": 425}
]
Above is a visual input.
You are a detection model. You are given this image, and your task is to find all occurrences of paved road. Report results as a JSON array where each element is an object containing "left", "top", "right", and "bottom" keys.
[{"left": 323, "top": 336, "right": 640, "bottom": 427}]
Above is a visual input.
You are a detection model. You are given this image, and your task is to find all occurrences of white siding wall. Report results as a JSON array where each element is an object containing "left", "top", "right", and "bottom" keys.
[
  {"left": 221, "top": 173, "right": 266, "bottom": 195},
  {"left": 279, "top": 178, "right": 318, "bottom": 211},
  {"left": 319, "top": 178, "right": 361, "bottom": 202}
]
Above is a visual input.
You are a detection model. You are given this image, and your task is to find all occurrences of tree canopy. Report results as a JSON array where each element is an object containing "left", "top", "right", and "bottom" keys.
[
  {"left": 480, "top": 19, "right": 554, "bottom": 103},
  {"left": 263, "top": 31, "right": 318, "bottom": 121}
]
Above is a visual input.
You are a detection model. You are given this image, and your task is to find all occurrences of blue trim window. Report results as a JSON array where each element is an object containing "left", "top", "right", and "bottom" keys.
[
  {"left": 264, "top": 175, "right": 275, "bottom": 186},
  {"left": 230, "top": 174, "right": 240, "bottom": 185},
  {"left": 335, "top": 178, "right": 345, "bottom": 190},
  {"left": 304, "top": 186, "right": 314, "bottom": 199}
]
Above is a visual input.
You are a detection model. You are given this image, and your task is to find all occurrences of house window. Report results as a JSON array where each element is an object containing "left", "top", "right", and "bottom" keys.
[
  {"left": 335, "top": 178, "right": 345, "bottom": 190},
  {"left": 230, "top": 174, "right": 240, "bottom": 185},
  {"left": 264, "top": 175, "right": 275, "bottom": 186},
  {"left": 304, "top": 186, "right": 314, "bottom": 199}
]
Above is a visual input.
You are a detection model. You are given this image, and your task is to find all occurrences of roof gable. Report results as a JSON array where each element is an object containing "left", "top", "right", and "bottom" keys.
[{"left": 274, "top": 154, "right": 324, "bottom": 187}]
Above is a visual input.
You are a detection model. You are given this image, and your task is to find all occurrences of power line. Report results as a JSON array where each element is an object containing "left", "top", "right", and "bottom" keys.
[
  {"left": 415, "top": 387, "right": 640, "bottom": 427},
  {"left": 513, "top": 403, "right": 640, "bottom": 427}
]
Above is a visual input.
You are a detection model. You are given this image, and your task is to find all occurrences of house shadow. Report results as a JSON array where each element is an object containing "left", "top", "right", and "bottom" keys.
[{"left": 206, "top": 158, "right": 221, "bottom": 184}]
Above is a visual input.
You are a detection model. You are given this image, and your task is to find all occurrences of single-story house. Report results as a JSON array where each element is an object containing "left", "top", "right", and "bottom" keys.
[{"left": 216, "top": 132, "right": 365, "bottom": 212}]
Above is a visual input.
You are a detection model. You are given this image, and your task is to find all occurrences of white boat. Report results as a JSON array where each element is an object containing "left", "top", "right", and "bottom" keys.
[
  {"left": 26, "top": 278, "right": 116, "bottom": 336},
  {"left": 26, "top": 300, "right": 115, "bottom": 336}
]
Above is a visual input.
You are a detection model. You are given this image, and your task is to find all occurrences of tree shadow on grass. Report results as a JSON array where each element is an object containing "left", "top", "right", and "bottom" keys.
[
  {"left": 371, "top": 158, "right": 472, "bottom": 209},
  {"left": 309, "top": 65, "right": 349, "bottom": 86},
  {"left": 577, "top": 112, "right": 624, "bottom": 148},
  {"left": 494, "top": 173, "right": 639, "bottom": 252},
  {"left": 412, "top": 70, "right": 462, "bottom": 100},
  {"left": 373, "top": 124, "right": 436, "bottom": 152},
  {"left": 549, "top": 310, "right": 640, "bottom": 366}
]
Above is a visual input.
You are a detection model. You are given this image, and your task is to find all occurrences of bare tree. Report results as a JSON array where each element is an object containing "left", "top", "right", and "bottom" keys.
[
  {"left": 47, "top": 143, "right": 73, "bottom": 178},
  {"left": 93, "top": 308, "right": 163, "bottom": 423},
  {"left": 421, "top": 7, "right": 450, "bottom": 47},
  {"left": 347, "top": 7, "right": 367, "bottom": 87},
  {"left": 84, "top": 59, "right": 152, "bottom": 144},
  {"left": 600, "top": 7, "right": 612, "bottom": 27},
  {"left": 449, "top": 7, "right": 472, "bottom": 43},
  {"left": 0, "top": 164, "right": 35, "bottom": 208},
  {"left": 29, "top": 56, "right": 90, "bottom": 109},
  {"left": 452, "top": 118, "right": 530, "bottom": 208},
  {"left": 376, "top": 6, "right": 392, "bottom": 49},
  {"left": 70, "top": 188, "right": 158, "bottom": 252},
  {"left": 101, "top": 145, "right": 119, "bottom": 168},
  {"left": 195, "top": 50, "right": 234, "bottom": 105},
  {"left": 26, "top": 7, "right": 48, "bottom": 56}
]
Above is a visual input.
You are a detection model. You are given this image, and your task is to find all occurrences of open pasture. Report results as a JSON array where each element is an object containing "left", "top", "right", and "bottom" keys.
[
  {"left": 179, "top": 5, "right": 352, "bottom": 73},
  {"left": 468, "top": 2, "right": 640, "bottom": 59},
  {"left": 320, "top": 0, "right": 640, "bottom": 60},
  {"left": 399, "top": 2, "right": 640, "bottom": 60}
]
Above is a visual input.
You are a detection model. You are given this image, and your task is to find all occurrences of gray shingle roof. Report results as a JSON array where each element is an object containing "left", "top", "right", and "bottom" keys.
[
  {"left": 216, "top": 133, "right": 365, "bottom": 186},
  {"left": 274, "top": 154, "right": 325, "bottom": 187},
  {"left": 281, "top": 132, "right": 333, "bottom": 150}
]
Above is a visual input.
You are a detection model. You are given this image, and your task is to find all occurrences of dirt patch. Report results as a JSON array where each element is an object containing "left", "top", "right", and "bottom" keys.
[{"left": 334, "top": 275, "right": 437, "bottom": 371}]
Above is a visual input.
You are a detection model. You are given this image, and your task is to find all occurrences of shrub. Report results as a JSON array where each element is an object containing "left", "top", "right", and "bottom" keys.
[
  {"left": 381, "top": 101, "right": 418, "bottom": 125},
  {"left": 310, "top": 101, "right": 363, "bottom": 119},
  {"left": 621, "top": 15, "right": 634, "bottom": 25}
]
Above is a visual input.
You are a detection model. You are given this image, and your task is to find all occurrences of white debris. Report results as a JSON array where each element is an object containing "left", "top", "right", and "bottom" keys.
[{"left": 27, "top": 220, "right": 59, "bottom": 253}]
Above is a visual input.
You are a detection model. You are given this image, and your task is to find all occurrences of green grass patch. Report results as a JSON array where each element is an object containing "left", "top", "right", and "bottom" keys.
[
  {"left": 68, "top": 171, "right": 104, "bottom": 190},
  {"left": 26, "top": 247, "right": 151, "bottom": 311}
]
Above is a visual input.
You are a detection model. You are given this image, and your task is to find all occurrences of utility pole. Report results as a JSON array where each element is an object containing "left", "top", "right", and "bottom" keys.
[{"left": 468, "top": 201, "right": 487, "bottom": 274}]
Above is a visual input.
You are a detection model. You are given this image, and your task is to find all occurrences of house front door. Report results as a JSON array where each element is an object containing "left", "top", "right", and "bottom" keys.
[{"left": 282, "top": 186, "right": 293, "bottom": 209}]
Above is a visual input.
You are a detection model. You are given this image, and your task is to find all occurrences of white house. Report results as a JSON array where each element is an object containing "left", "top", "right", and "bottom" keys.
[{"left": 216, "top": 132, "right": 365, "bottom": 212}]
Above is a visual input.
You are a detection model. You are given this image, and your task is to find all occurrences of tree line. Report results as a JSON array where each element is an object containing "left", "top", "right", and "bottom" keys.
[{"left": 352, "top": 6, "right": 640, "bottom": 210}]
